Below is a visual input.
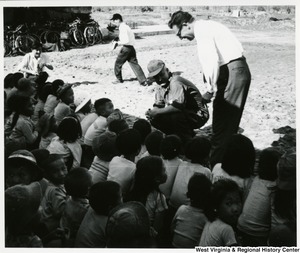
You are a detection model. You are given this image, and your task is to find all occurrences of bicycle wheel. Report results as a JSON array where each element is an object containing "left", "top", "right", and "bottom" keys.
[
  {"left": 45, "top": 31, "right": 60, "bottom": 44},
  {"left": 4, "top": 40, "right": 12, "bottom": 57},
  {"left": 72, "top": 29, "right": 85, "bottom": 45},
  {"left": 84, "top": 26, "right": 96, "bottom": 45},
  {"left": 95, "top": 28, "right": 103, "bottom": 44},
  {"left": 16, "top": 35, "right": 38, "bottom": 55}
]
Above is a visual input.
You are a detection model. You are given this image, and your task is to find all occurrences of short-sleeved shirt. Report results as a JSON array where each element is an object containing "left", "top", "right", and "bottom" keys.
[
  {"left": 54, "top": 102, "right": 72, "bottom": 126},
  {"left": 199, "top": 219, "right": 237, "bottom": 246},
  {"left": 84, "top": 115, "right": 107, "bottom": 146},
  {"left": 44, "top": 94, "right": 59, "bottom": 115},
  {"left": 145, "top": 190, "right": 168, "bottom": 226},
  {"left": 17, "top": 51, "right": 50, "bottom": 76},
  {"left": 89, "top": 156, "right": 110, "bottom": 184}
]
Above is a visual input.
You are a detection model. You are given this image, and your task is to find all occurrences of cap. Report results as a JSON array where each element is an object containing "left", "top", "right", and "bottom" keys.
[
  {"left": 74, "top": 90, "right": 91, "bottom": 113},
  {"left": 110, "top": 13, "right": 122, "bottom": 21},
  {"left": 147, "top": 60, "right": 165, "bottom": 78},
  {"left": 277, "top": 148, "right": 296, "bottom": 190}
]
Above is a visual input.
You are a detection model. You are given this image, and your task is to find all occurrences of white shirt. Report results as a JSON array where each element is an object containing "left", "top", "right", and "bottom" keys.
[
  {"left": 84, "top": 115, "right": 107, "bottom": 146},
  {"left": 17, "top": 51, "right": 50, "bottom": 75},
  {"left": 194, "top": 20, "right": 244, "bottom": 93},
  {"left": 119, "top": 22, "right": 135, "bottom": 46}
]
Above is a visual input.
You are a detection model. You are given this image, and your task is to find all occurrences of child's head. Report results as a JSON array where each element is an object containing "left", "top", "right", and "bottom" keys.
[
  {"left": 17, "top": 78, "right": 36, "bottom": 97},
  {"left": 145, "top": 130, "right": 164, "bottom": 156},
  {"left": 51, "top": 79, "right": 64, "bottom": 96},
  {"left": 74, "top": 90, "right": 92, "bottom": 114},
  {"left": 57, "top": 116, "right": 82, "bottom": 143},
  {"left": 64, "top": 167, "right": 92, "bottom": 198},
  {"left": 38, "top": 82, "right": 52, "bottom": 102},
  {"left": 57, "top": 83, "right": 74, "bottom": 105},
  {"left": 211, "top": 179, "right": 242, "bottom": 226},
  {"left": 160, "top": 134, "right": 182, "bottom": 160},
  {"left": 38, "top": 113, "right": 57, "bottom": 137},
  {"left": 106, "top": 201, "right": 151, "bottom": 248},
  {"left": 185, "top": 136, "right": 211, "bottom": 164},
  {"left": 11, "top": 72, "right": 24, "bottom": 88},
  {"left": 133, "top": 119, "right": 152, "bottom": 145},
  {"left": 7, "top": 94, "right": 34, "bottom": 117},
  {"left": 31, "top": 148, "right": 50, "bottom": 168},
  {"left": 221, "top": 134, "right": 255, "bottom": 178},
  {"left": 187, "top": 173, "right": 212, "bottom": 209},
  {"left": 40, "top": 154, "right": 68, "bottom": 185},
  {"left": 94, "top": 98, "right": 114, "bottom": 117},
  {"left": 116, "top": 129, "right": 141, "bottom": 156},
  {"left": 4, "top": 73, "right": 14, "bottom": 89},
  {"left": 258, "top": 147, "right": 282, "bottom": 181},
  {"left": 35, "top": 71, "right": 49, "bottom": 89},
  {"left": 5, "top": 150, "right": 43, "bottom": 189},
  {"left": 92, "top": 132, "right": 119, "bottom": 162},
  {"left": 108, "top": 119, "right": 129, "bottom": 135},
  {"left": 89, "top": 181, "right": 122, "bottom": 216}
]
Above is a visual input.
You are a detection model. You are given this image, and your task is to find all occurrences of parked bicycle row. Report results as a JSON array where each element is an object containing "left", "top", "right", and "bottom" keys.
[{"left": 4, "top": 18, "right": 104, "bottom": 57}]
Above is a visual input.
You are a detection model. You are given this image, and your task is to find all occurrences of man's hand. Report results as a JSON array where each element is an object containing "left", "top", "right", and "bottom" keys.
[
  {"left": 112, "top": 41, "right": 118, "bottom": 50},
  {"left": 202, "top": 91, "right": 214, "bottom": 103}
]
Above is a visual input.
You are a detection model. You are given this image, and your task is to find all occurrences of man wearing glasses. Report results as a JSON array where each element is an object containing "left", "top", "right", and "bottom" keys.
[
  {"left": 168, "top": 10, "right": 251, "bottom": 168},
  {"left": 145, "top": 59, "right": 209, "bottom": 144}
]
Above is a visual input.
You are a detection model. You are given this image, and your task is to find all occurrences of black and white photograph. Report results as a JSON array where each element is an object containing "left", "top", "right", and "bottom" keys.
[{"left": 2, "top": 0, "right": 297, "bottom": 249}]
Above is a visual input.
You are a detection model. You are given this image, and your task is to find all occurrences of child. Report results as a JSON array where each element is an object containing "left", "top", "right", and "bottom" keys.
[
  {"left": 84, "top": 98, "right": 115, "bottom": 146},
  {"left": 75, "top": 181, "right": 122, "bottom": 247},
  {"left": 47, "top": 116, "right": 82, "bottom": 170},
  {"left": 7, "top": 94, "right": 40, "bottom": 149},
  {"left": 133, "top": 118, "right": 152, "bottom": 161},
  {"left": 106, "top": 201, "right": 152, "bottom": 248},
  {"left": 144, "top": 130, "right": 164, "bottom": 157},
  {"left": 237, "top": 147, "right": 281, "bottom": 246},
  {"left": 60, "top": 167, "right": 92, "bottom": 241},
  {"left": 199, "top": 179, "right": 242, "bottom": 246},
  {"left": 169, "top": 136, "right": 212, "bottom": 210},
  {"left": 54, "top": 83, "right": 74, "bottom": 126},
  {"left": 126, "top": 156, "right": 168, "bottom": 240},
  {"left": 5, "top": 182, "right": 44, "bottom": 247},
  {"left": 39, "top": 154, "right": 68, "bottom": 235},
  {"left": 212, "top": 134, "right": 255, "bottom": 201},
  {"left": 107, "top": 118, "right": 129, "bottom": 135},
  {"left": 38, "top": 113, "right": 57, "bottom": 149},
  {"left": 44, "top": 79, "right": 64, "bottom": 115},
  {"left": 107, "top": 128, "right": 142, "bottom": 196},
  {"left": 5, "top": 149, "right": 43, "bottom": 189},
  {"left": 171, "top": 173, "right": 213, "bottom": 248},
  {"left": 159, "top": 134, "right": 183, "bottom": 200},
  {"left": 73, "top": 90, "right": 92, "bottom": 122},
  {"left": 89, "top": 132, "right": 119, "bottom": 184}
]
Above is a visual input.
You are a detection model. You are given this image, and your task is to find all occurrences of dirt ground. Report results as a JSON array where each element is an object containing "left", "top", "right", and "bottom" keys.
[{"left": 3, "top": 16, "right": 296, "bottom": 151}]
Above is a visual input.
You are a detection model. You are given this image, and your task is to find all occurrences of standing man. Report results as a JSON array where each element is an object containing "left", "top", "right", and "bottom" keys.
[
  {"left": 145, "top": 59, "right": 209, "bottom": 144},
  {"left": 110, "top": 13, "right": 149, "bottom": 86},
  {"left": 168, "top": 11, "right": 251, "bottom": 168}
]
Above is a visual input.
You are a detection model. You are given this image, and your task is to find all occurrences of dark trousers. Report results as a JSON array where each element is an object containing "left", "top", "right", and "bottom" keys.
[
  {"left": 210, "top": 57, "right": 251, "bottom": 168},
  {"left": 114, "top": 45, "right": 146, "bottom": 84},
  {"left": 150, "top": 111, "right": 195, "bottom": 144}
]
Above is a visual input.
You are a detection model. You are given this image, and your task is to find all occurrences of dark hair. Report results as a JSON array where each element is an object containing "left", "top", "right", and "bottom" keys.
[
  {"left": 94, "top": 98, "right": 112, "bottom": 115},
  {"left": 41, "top": 154, "right": 64, "bottom": 174},
  {"left": 31, "top": 42, "right": 43, "bottom": 50},
  {"left": 133, "top": 119, "right": 152, "bottom": 144},
  {"left": 258, "top": 147, "right": 282, "bottom": 181},
  {"left": 7, "top": 94, "right": 32, "bottom": 129},
  {"left": 39, "top": 82, "right": 52, "bottom": 102},
  {"left": 273, "top": 188, "right": 296, "bottom": 221},
  {"left": 64, "top": 167, "right": 92, "bottom": 198},
  {"left": 11, "top": 72, "right": 24, "bottom": 88},
  {"left": 108, "top": 119, "right": 129, "bottom": 135},
  {"left": 116, "top": 129, "right": 141, "bottom": 156},
  {"left": 35, "top": 71, "right": 49, "bottom": 89},
  {"left": 89, "top": 181, "right": 121, "bottom": 215},
  {"left": 57, "top": 116, "right": 82, "bottom": 143},
  {"left": 52, "top": 79, "right": 64, "bottom": 96},
  {"left": 127, "top": 156, "right": 164, "bottom": 205},
  {"left": 160, "top": 134, "right": 182, "bottom": 160},
  {"left": 221, "top": 134, "right": 255, "bottom": 178},
  {"left": 185, "top": 136, "right": 211, "bottom": 164},
  {"left": 168, "top": 11, "right": 194, "bottom": 29},
  {"left": 4, "top": 73, "right": 14, "bottom": 89},
  {"left": 145, "top": 130, "right": 164, "bottom": 156},
  {"left": 211, "top": 179, "right": 242, "bottom": 216},
  {"left": 187, "top": 173, "right": 214, "bottom": 219}
]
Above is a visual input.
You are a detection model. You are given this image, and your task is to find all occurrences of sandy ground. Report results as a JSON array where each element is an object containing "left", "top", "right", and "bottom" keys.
[{"left": 3, "top": 27, "right": 295, "bottom": 151}]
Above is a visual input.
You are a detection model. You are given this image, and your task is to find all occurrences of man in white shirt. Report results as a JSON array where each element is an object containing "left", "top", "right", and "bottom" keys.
[
  {"left": 168, "top": 11, "right": 251, "bottom": 167},
  {"left": 110, "top": 13, "right": 148, "bottom": 86},
  {"left": 18, "top": 43, "right": 53, "bottom": 78}
]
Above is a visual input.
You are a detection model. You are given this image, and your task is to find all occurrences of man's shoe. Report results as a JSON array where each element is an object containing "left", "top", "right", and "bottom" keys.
[
  {"left": 140, "top": 79, "right": 153, "bottom": 86},
  {"left": 112, "top": 79, "right": 123, "bottom": 84}
]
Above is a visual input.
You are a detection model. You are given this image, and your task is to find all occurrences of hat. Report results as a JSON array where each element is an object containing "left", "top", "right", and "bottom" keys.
[
  {"left": 106, "top": 201, "right": 150, "bottom": 248},
  {"left": 92, "top": 132, "right": 118, "bottom": 161},
  {"left": 7, "top": 150, "right": 43, "bottom": 178},
  {"left": 5, "top": 181, "right": 43, "bottom": 227},
  {"left": 74, "top": 90, "right": 91, "bottom": 113},
  {"left": 57, "top": 83, "right": 72, "bottom": 99},
  {"left": 110, "top": 13, "right": 122, "bottom": 21},
  {"left": 277, "top": 148, "right": 296, "bottom": 190},
  {"left": 147, "top": 60, "right": 165, "bottom": 78}
]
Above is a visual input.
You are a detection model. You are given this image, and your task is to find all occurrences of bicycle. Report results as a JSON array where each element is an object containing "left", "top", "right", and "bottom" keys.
[
  {"left": 83, "top": 20, "right": 103, "bottom": 46},
  {"left": 68, "top": 18, "right": 85, "bottom": 46}
]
